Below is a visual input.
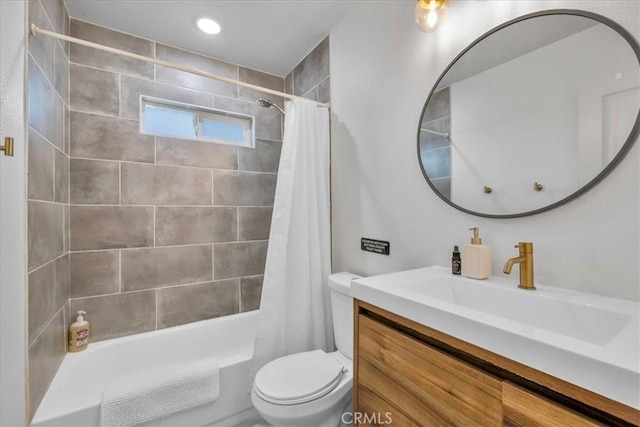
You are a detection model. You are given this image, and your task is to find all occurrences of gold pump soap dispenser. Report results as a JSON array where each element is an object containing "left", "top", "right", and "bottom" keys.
[{"left": 461, "top": 227, "right": 491, "bottom": 279}]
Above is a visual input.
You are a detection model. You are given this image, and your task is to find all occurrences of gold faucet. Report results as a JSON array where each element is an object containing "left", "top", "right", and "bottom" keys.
[{"left": 503, "top": 242, "right": 535, "bottom": 290}]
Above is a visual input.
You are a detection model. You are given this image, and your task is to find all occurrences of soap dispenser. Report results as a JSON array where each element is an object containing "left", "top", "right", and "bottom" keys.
[
  {"left": 462, "top": 227, "right": 491, "bottom": 279},
  {"left": 68, "top": 310, "right": 90, "bottom": 353}
]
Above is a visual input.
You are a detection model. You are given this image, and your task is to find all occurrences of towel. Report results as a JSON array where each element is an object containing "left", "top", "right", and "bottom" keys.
[{"left": 100, "top": 358, "right": 220, "bottom": 427}]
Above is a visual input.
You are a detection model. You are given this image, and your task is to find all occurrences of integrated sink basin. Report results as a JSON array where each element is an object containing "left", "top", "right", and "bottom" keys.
[
  {"left": 399, "top": 275, "right": 631, "bottom": 345},
  {"left": 352, "top": 266, "right": 640, "bottom": 410}
]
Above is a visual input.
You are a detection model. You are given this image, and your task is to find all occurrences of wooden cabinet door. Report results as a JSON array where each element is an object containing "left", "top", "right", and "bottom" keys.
[
  {"left": 357, "top": 314, "right": 503, "bottom": 426},
  {"left": 503, "top": 382, "right": 600, "bottom": 427}
]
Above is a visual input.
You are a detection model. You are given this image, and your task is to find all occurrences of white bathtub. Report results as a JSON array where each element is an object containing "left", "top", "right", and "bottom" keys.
[{"left": 32, "top": 311, "right": 260, "bottom": 427}]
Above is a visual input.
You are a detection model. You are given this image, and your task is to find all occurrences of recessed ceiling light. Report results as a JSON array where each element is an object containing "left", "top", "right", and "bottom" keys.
[{"left": 197, "top": 18, "right": 221, "bottom": 35}]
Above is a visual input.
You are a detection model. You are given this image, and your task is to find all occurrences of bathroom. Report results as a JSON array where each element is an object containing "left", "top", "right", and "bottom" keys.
[{"left": 0, "top": 0, "right": 638, "bottom": 426}]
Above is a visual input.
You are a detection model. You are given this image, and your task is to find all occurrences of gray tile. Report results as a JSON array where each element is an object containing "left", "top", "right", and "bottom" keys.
[
  {"left": 421, "top": 147, "right": 451, "bottom": 179},
  {"left": 214, "top": 97, "right": 281, "bottom": 141},
  {"left": 41, "top": 0, "right": 65, "bottom": 35},
  {"left": 423, "top": 87, "right": 450, "bottom": 122},
  {"left": 419, "top": 115, "right": 450, "bottom": 151},
  {"left": 28, "top": 0, "right": 55, "bottom": 84},
  {"left": 70, "top": 250, "right": 119, "bottom": 298},
  {"left": 121, "top": 245, "right": 212, "bottom": 291},
  {"left": 157, "top": 279, "right": 239, "bottom": 329},
  {"left": 293, "top": 36, "right": 330, "bottom": 97},
  {"left": 214, "top": 241, "right": 268, "bottom": 280},
  {"left": 63, "top": 106, "right": 70, "bottom": 155},
  {"left": 238, "top": 67, "right": 284, "bottom": 106},
  {"left": 63, "top": 204, "right": 69, "bottom": 254},
  {"left": 70, "top": 291, "right": 156, "bottom": 342},
  {"left": 70, "top": 20, "right": 154, "bottom": 79},
  {"left": 29, "top": 56, "right": 64, "bottom": 151},
  {"left": 239, "top": 139, "right": 281, "bottom": 173},
  {"left": 28, "top": 308, "right": 65, "bottom": 419},
  {"left": 155, "top": 207, "right": 236, "bottom": 246},
  {"left": 213, "top": 171, "right": 276, "bottom": 206},
  {"left": 70, "top": 112, "right": 155, "bottom": 162},
  {"left": 28, "top": 254, "right": 69, "bottom": 344},
  {"left": 28, "top": 201, "right": 65, "bottom": 271},
  {"left": 62, "top": 3, "right": 69, "bottom": 55},
  {"left": 70, "top": 159, "right": 119, "bottom": 204},
  {"left": 317, "top": 77, "right": 330, "bottom": 104},
  {"left": 70, "top": 206, "right": 153, "bottom": 251},
  {"left": 28, "top": 127, "right": 54, "bottom": 202},
  {"left": 302, "top": 86, "right": 318, "bottom": 102},
  {"left": 156, "top": 137, "right": 237, "bottom": 170},
  {"left": 238, "top": 207, "right": 272, "bottom": 241},
  {"left": 120, "top": 75, "right": 212, "bottom": 119},
  {"left": 240, "top": 275, "right": 263, "bottom": 312},
  {"left": 53, "top": 40, "right": 69, "bottom": 105},
  {"left": 430, "top": 177, "right": 451, "bottom": 200},
  {"left": 155, "top": 44, "right": 237, "bottom": 97},
  {"left": 54, "top": 148, "right": 69, "bottom": 203},
  {"left": 70, "top": 64, "right": 119, "bottom": 116},
  {"left": 121, "top": 163, "right": 212, "bottom": 205},
  {"left": 285, "top": 71, "right": 293, "bottom": 95}
]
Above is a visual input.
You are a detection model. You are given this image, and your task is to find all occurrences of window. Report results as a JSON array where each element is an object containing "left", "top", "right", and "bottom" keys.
[{"left": 140, "top": 96, "right": 255, "bottom": 148}]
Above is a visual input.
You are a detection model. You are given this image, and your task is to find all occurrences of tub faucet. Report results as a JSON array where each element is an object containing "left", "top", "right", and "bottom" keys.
[{"left": 503, "top": 242, "right": 535, "bottom": 290}]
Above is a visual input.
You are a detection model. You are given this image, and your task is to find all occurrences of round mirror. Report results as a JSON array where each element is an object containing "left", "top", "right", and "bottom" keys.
[{"left": 417, "top": 10, "right": 640, "bottom": 218}]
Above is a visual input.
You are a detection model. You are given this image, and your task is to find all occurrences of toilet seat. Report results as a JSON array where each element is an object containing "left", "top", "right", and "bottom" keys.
[{"left": 254, "top": 350, "right": 346, "bottom": 405}]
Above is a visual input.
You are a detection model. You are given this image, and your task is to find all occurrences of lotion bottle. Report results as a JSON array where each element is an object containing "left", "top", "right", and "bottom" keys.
[
  {"left": 461, "top": 227, "right": 491, "bottom": 279},
  {"left": 68, "top": 310, "right": 90, "bottom": 353}
]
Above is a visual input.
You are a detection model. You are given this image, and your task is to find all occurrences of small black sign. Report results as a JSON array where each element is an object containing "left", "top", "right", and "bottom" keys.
[{"left": 361, "top": 238, "right": 390, "bottom": 255}]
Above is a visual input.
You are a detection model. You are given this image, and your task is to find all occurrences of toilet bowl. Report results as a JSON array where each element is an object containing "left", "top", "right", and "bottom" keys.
[{"left": 251, "top": 272, "right": 361, "bottom": 427}]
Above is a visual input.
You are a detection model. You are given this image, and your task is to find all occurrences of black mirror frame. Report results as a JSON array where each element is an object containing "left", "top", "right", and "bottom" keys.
[{"left": 417, "top": 9, "right": 640, "bottom": 219}]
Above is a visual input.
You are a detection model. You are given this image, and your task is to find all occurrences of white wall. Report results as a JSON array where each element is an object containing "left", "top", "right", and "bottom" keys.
[
  {"left": 0, "top": 0, "right": 27, "bottom": 424},
  {"left": 330, "top": 1, "right": 639, "bottom": 301}
]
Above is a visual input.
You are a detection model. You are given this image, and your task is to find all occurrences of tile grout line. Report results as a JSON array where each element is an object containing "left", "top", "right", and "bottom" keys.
[
  {"left": 28, "top": 304, "right": 66, "bottom": 349},
  {"left": 155, "top": 289, "right": 158, "bottom": 330},
  {"left": 153, "top": 206, "right": 156, "bottom": 247},
  {"left": 119, "top": 250, "right": 122, "bottom": 293}
]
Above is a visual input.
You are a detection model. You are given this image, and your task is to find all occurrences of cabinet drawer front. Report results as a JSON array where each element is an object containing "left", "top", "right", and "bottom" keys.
[
  {"left": 503, "top": 382, "right": 600, "bottom": 427},
  {"left": 357, "top": 386, "right": 419, "bottom": 427},
  {"left": 358, "top": 315, "right": 502, "bottom": 426}
]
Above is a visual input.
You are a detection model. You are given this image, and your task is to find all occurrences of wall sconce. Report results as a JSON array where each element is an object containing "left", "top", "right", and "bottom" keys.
[{"left": 415, "top": 0, "right": 447, "bottom": 32}]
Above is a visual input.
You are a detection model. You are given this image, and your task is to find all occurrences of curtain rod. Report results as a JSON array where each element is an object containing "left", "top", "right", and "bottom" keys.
[{"left": 30, "top": 24, "right": 330, "bottom": 109}]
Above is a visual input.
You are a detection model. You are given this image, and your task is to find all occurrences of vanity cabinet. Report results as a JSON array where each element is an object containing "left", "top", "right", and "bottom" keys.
[
  {"left": 503, "top": 382, "right": 599, "bottom": 427},
  {"left": 354, "top": 300, "right": 636, "bottom": 426}
]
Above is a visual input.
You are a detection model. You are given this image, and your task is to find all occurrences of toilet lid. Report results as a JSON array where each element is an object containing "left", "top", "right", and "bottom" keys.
[{"left": 254, "top": 350, "right": 345, "bottom": 405}]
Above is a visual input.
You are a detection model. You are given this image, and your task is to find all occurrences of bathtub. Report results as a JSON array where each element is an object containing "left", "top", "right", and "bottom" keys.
[{"left": 31, "top": 311, "right": 260, "bottom": 427}]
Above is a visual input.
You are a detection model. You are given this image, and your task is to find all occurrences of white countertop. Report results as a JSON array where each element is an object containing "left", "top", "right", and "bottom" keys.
[{"left": 352, "top": 266, "right": 640, "bottom": 410}]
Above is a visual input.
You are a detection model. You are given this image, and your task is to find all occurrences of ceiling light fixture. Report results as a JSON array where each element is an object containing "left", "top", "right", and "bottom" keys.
[
  {"left": 197, "top": 18, "right": 221, "bottom": 35},
  {"left": 415, "top": 0, "right": 447, "bottom": 33}
]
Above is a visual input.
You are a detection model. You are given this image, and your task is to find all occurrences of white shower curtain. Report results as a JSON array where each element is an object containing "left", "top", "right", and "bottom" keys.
[{"left": 250, "top": 98, "right": 332, "bottom": 379}]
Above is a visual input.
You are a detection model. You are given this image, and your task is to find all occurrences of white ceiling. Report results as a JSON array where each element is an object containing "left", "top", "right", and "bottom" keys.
[{"left": 65, "top": 0, "right": 358, "bottom": 77}]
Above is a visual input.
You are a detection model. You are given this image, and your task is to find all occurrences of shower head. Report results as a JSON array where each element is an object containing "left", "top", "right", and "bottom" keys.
[{"left": 256, "top": 97, "right": 285, "bottom": 115}]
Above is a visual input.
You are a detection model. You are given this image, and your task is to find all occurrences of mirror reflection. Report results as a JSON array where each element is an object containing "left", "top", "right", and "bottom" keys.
[{"left": 418, "top": 13, "right": 640, "bottom": 217}]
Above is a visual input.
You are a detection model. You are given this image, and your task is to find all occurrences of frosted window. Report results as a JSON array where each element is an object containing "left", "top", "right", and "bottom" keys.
[
  {"left": 140, "top": 96, "right": 255, "bottom": 148},
  {"left": 143, "top": 104, "right": 196, "bottom": 139},
  {"left": 201, "top": 118, "right": 245, "bottom": 142}
]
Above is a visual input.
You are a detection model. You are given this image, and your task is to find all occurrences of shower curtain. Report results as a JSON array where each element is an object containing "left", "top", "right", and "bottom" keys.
[{"left": 250, "top": 98, "right": 332, "bottom": 379}]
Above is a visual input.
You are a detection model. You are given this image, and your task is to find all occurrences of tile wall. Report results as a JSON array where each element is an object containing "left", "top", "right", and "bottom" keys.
[
  {"left": 285, "top": 36, "right": 330, "bottom": 104},
  {"left": 27, "top": 0, "right": 70, "bottom": 417},
  {"left": 67, "top": 19, "right": 285, "bottom": 342},
  {"left": 24, "top": 13, "right": 331, "bottom": 417}
]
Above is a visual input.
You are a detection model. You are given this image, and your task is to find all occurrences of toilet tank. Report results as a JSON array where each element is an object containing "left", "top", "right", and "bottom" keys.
[{"left": 328, "top": 272, "right": 362, "bottom": 360}]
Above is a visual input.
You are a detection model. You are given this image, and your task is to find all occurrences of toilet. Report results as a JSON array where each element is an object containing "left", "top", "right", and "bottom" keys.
[{"left": 251, "top": 272, "right": 361, "bottom": 427}]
